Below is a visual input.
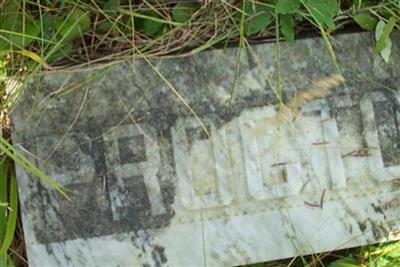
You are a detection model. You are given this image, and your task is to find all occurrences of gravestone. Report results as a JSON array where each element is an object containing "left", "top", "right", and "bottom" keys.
[{"left": 11, "top": 32, "right": 400, "bottom": 267}]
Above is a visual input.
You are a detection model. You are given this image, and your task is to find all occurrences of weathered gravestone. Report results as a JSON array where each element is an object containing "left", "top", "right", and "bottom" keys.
[{"left": 11, "top": 32, "right": 400, "bottom": 267}]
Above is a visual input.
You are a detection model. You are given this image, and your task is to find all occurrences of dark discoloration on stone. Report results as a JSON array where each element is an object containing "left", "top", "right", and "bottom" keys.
[
  {"left": 151, "top": 245, "right": 168, "bottom": 267},
  {"left": 373, "top": 98, "right": 400, "bottom": 167},
  {"left": 367, "top": 219, "right": 390, "bottom": 240},
  {"left": 30, "top": 140, "right": 177, "bottom": 243},
  {"left": 358, "top": 221, "right": 367, "bottom": 232},
  {"left": 335, "top": 104, "right": 367, "bottom": 148},
  {"left": 371, "top": 203, "right": 384, "bottom": 215},
  {"left": 118, "top": 135, "right": 147, "bottom": 164}
]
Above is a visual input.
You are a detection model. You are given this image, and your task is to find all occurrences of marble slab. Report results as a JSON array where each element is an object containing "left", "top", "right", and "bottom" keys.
[{"left": 11, "top": 32, "right": 400, "bottom": 267}]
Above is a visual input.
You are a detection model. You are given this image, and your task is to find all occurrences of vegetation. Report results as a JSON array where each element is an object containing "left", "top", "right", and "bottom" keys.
[
  {"left": 245, "top": 241, "right": 400, "bottom": 266},
  {"left": 0, "top": 0, "right": 399, "bottom": 266},
  {"left": 0, "top": 0, "right": 398, "bottom": 70}
]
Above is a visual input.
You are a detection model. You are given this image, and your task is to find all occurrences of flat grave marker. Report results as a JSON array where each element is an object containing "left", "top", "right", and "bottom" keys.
[{"left": 11, "top": 32, "right": 400, "bottom": 267}]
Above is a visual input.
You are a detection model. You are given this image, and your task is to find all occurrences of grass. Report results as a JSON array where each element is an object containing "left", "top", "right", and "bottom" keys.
[
  {"left": 242, "top": 241, "right": 400, "bottom": 266},
  {"left": 0, "top": 0, "right": 398, "bottom": 70},
  {"left": 0, "top": 0, "right": 400, "bottom": 266}
]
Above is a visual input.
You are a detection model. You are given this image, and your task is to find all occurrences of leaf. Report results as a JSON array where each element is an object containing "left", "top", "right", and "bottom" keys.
[
  {"left": 369, "top": 242, "right": 400, "bottom": 257},
  {"left": 121, "top": 16, "right": 134, "bottom": 33},
  {"left": 327, "top": 257, "right": 360, "bottom": 267},
  {"left": 276, "top": 0, "right": 301, "bottom": 14},
  {"left": 377, "top": 7, "right": 392, "bottom": 20},
  {"left": 172, "top": 1, "right": 201, "bottom": 23},
  {"left": 0, "top": 14, "right": 40, "bottom": 51},
  {"left": 57, "top": 9, "right": 91, "bottom": 41},
  {"left": 104, "top": 0, "right": 120, "bottom": 16},
  {"left": 96, "top": 20, "right": 113, "bottom": 34},
  {"left": 374, "top": 20, "right": 392, "bottom": 63},
  {"left": 42, "top": 14, "right": 57, "bottom": 40},
  {"left": 280, "top": 14, "right": 295, "bottom": 42},
  {"left": 326, "top": 0, "right": 340, "bottom": 15},
  {"left": 374, "top": 17, "right": 396, "bottom": 57},
  {"left": 135, "top": 10, "right": 165, "bottom": 36},
  {"left": 240, "top": 0, "right": 273, "bottom": 36},
  {"left": 0, "top": 0, "right": 18, "bottom": 20},
  {"left": 47, "top": 41, "right": 74, "bottom": 63},
  {"left": 301, "top": 0, "right": 339, "bottom": 29},
  {"left": 353, "top": 13, "right": 378, "bottom": 31}
]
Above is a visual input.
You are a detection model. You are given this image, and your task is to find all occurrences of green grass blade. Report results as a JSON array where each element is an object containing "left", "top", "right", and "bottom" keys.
[
  {"left": 318, "top": 24, "right": 341, "bottom": 74},
  {"left": 117, "top": 8, "right": 184, "bottom": 27},
  {"left": 0, "top": 168, "right": 17, "bottom": 255},
  {"left": 0, "top": 136, "right": 69, "bottom": 199},
  {"left": 7, "top": 255, "right": 16, "bottom": 267},
  {"left": 0, "top": 157, "right": 7, "bottom": 245},
  {"left": 0, "top": 255, "right": 6, "bottom": 267}
]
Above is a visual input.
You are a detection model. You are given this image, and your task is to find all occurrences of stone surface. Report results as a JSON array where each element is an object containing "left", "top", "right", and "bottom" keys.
[{"left": 11, "top": 32, "right": 400, "bottom": 267}]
